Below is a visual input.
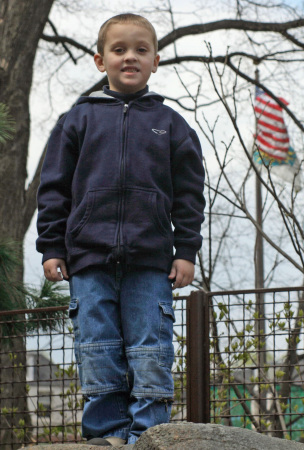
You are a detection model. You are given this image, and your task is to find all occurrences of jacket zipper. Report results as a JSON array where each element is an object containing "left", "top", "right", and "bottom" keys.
[{"left": 117, "top": 103, "right": 128, "bottom": 263}]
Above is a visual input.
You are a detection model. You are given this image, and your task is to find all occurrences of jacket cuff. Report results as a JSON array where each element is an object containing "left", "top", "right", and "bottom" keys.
[
  {"left": 42, "top": 249, "right": 67, "bottom": 264},
  {"left": 173, "top": 246, "right": 197, "bottom": 264}
]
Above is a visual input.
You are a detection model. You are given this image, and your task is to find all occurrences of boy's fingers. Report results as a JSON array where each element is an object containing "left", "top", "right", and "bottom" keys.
[
  {"left": 168, "top": 266, "right": 177, "bottom": 279},
  {"left": 43, "top": 259, "right": 69, "bottom": 282},
  {"left": 172, "top": 273, "right": 184, "bottom": 290},
  {"left": 59, "top": 262, "right": 69, "bottom": 280},
  {"left": 169, "top": 265, "right": 177, "bottom": 289},
  {"left": 44, "top": 269, "right": 62, "bottom": 282},
  {"left": 173, "top": 274, "right": 194, "bottom": 290},
  {"left": 170, "top": 260, "right": 194, "bottom": 289}
]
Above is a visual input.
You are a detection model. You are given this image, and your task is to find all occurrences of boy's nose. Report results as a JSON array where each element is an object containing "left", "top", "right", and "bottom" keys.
[{"left": 124, "top": 50, "right": 137, "bottom": 61}]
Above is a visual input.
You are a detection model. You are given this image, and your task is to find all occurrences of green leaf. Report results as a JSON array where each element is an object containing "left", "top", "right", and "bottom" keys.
[{"left": 245, "top": 323, "right": 254, "bottom": 333}]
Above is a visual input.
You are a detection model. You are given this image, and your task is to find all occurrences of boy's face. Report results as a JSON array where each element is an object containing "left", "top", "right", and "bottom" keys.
[{"left": 94, "top": 23, "right": 160, "bottom": 94}]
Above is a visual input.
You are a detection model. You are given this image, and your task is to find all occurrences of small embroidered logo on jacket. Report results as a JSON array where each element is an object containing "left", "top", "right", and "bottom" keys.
[{"left": 152, "top": 129, "right": 167, "bottom": 135}]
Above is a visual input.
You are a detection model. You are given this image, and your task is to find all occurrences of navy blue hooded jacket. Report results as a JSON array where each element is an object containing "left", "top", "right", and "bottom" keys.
[{"left": 36, "top": 90, "right": 205, "bottom": 275}]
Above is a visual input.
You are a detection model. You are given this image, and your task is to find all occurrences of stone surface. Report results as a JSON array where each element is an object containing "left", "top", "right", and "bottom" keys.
[
  {"left": 23, "top": 444, "right": 134, "bottom": 449},
  {"left": 23, "top": 424, "right": 304, "bottom": 449},
  {"left": 133, "top": 423, "right": 304, "bottom": 449}
]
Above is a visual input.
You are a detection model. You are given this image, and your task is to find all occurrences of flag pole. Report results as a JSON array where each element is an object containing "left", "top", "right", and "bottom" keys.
[
  {"left": 254, "top": 66, "right": 266, "bottom": 371},
  {"left": 255, "top": 67, "right": 265, "bottom": 294}
]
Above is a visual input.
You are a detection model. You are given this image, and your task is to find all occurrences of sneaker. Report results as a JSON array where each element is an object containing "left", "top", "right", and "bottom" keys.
[
  {"left": 85, "top": 437, "right": 112, "bottom": 446},
  {"left": 86, "top": 436, "right": 126, "bottom": 446},
  {"left": 105, "top": 437, "right": 126, "bottom": 446}
]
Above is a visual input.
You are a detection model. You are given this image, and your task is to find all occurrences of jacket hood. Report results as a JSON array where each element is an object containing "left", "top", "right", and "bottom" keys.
[{"left": 75, "top": 90, "right": 164, "bottom": 105}]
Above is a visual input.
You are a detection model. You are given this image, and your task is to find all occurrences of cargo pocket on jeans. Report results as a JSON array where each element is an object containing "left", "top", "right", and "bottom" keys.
[
  {"left": 68, "top": 298, "right": 78, "bottom": 318},
  {"left": 158, "top": 302, "right": 175, "bottom": 368},
  {"left": 68, "top": 298, "right": 81, "bottom": 364}
]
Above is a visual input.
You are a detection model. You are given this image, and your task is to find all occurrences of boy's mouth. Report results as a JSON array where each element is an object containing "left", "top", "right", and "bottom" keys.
[{"left": 122, "top": 67, "right": 139, "bottom": 73}]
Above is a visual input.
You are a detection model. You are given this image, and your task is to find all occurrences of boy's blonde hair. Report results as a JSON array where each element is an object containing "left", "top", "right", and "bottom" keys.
[{"left": 97, "top": 13, "right": 158, "bottom": 55}]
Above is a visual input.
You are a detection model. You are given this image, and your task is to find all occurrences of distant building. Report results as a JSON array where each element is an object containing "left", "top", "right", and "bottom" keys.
[{"left": 26, "top": 351, "right": 83, "bottom": 443}]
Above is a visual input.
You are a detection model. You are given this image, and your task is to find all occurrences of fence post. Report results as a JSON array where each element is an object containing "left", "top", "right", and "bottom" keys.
[{"left": 186, "top": 290, "right": 210, "bottom": 423}]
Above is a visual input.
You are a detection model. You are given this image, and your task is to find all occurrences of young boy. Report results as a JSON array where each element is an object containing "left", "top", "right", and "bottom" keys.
[{"left": 37, "top": 13, "right": 205, "bottom": 446}]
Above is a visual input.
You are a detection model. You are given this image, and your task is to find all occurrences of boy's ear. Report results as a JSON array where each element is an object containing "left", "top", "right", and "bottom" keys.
[
  {"left": 94, "top": 53, "right": 106, "bottom": 73},
  {"left": 152, "top": 54, "right": 160, "bottom": 73}
]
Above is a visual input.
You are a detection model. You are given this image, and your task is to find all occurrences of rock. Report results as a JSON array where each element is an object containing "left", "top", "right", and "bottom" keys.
[
  {"left": 23, "top": 446, "right": 102, "bottom": 450},
  {"left": 133, "top": 423, "right": 304, "bottom": 449},
  {"left": 22, "top": 424, "right": 304, "bottom": 449},
  {"left": 23, "top": 444, "right": 134, "bottom": 449}
]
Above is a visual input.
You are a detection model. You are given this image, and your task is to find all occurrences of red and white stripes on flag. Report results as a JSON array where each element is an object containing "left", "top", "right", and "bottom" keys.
[{"left": 255, "top": 88, "right": 289, "bottom": 161}]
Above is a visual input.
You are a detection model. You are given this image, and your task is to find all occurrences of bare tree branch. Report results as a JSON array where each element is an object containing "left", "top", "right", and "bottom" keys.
[
  {"left": 40, "top": 18, "right": 304, "bottom": 62},
  {"left": 47, "top": 19, "right": 77, "bottom": 63},
  {"left": 158, "top": 18, "right": 304, "bottom": 50},
  {"left": 202, "top": 55, "right": 304, "bottom": 273},
  {"left": 280, "top": 30, "right": 304, "bottom": 50},
  {"left": 41, "top": 33, "right": 95, "bottom": 56}
]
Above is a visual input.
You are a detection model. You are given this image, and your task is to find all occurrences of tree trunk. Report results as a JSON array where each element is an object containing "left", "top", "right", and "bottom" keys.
[
  {"left": 0, "top": 1, "right": 54, "bottom": 447},
  {"left": 0, "top": 0, "right": 54, "bottom": 241}
]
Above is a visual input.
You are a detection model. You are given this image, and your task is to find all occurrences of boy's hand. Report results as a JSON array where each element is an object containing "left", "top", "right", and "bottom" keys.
[
  {"left": 168, "top": 259, "right": 194, "bottom": 290},
  {"left": 43, "top": 258, "right": 69, "bottom": 282}
]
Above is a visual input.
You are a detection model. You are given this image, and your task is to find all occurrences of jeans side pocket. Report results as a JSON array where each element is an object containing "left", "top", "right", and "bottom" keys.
[
  {"left": 68, "top": 298, "right": 79, "bottom": 318},
  {"left": 158, "top": 302, "right": 175, "bottom": 368},
  {"left": 68, "top": 298, "right": 81, "bottom": 364}
]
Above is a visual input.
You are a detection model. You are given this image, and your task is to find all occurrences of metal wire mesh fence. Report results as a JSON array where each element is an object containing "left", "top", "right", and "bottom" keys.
[
  {"left": 2, "top": 286, "right": 304, "bottom": 448},
  {"left": 0, "top": 297, "right": 187, "bottom": 448},
  {"left": 172, "top": 296, "right": 187, "bottom": 421},
  {"left": 208, "top": 286, "right": 304, "bottom": 442}
]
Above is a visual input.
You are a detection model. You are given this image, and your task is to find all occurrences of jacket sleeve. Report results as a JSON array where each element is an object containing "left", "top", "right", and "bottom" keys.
[
  {"left": 36, "top": 120, "right": 78, "bottom": 264},
  {"left": 171, "top": 127, "right": 205, "bottom": 264}
]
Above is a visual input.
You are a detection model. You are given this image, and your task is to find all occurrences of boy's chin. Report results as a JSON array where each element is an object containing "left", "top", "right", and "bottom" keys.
[{"left": 111, "top": 81, "right": 147, "bottom": 94}]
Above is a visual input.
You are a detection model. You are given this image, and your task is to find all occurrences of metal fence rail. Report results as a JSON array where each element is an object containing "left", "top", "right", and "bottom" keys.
[{"left": 0, "top": 298, "right": 187, "bottom": 448}]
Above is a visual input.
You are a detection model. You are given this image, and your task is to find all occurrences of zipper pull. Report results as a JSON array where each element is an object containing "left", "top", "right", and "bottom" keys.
[{"left": 123, "top": 104, "right": 128, "bottom": 114}]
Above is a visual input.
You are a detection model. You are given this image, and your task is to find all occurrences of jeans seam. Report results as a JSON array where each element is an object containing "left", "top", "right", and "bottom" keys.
[
  {"left": 125, "top": 346, "right": 159, "bottom": 353},
  {"left": 82, "top": 385, "right": 129, "bottom": 395},
  {"left": 131, "top": 391, "right": 174, "bottom": 398}
]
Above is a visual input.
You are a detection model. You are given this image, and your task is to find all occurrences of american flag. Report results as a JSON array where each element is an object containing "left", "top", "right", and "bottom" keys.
[
  {"left": 254, "top": 87, "right": 289, "bottom": 161},
  {"left": 253, "top": 87, "right": 302, "bottom": 190}
]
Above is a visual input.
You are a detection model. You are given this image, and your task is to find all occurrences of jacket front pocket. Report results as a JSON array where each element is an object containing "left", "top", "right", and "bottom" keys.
[
  {"left": 123, "top": 188, "right": 171, "bottom": 251},
  {"left": 67, "top": 188, "right": 119, "bottom": 251}
]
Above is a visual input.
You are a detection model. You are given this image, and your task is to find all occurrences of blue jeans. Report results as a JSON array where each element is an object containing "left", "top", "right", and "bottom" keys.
[{"left": 69, "top": 264, "right": 175, "bottom": 444}]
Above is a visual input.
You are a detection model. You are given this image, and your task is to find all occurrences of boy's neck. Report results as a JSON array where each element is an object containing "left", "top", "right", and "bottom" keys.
[{"left": 103, "top": 85, "right": 149, "bottom": 103}]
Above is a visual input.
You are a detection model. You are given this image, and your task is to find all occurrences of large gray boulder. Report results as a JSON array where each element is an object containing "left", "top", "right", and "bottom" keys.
[
  {"left": 23, "top": 444, "right": 133, "bottom": 449},
  {"left": 22, "top": 423, "right": 304, "bottom": 449},
  {"left": 134, "top": 423, "right": 304, "bottom": 449}
]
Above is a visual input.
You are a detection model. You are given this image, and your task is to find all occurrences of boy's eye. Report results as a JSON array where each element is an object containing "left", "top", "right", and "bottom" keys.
[
  {"left": 138, "top": 48, "right": 147, "bottom": 53},
  {"left": 114, "top": 48, "right": 124, "bottom": 53}
]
